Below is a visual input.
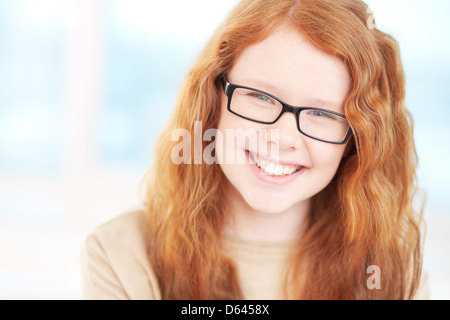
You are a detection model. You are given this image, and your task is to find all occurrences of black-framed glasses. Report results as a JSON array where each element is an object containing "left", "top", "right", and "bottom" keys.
[{"left": 222, "top": 78, "right": 352, "bottom": 145}]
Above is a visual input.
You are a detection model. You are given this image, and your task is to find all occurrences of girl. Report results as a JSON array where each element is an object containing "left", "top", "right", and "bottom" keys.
[{"left": 81, "top": 0, "right": 428, "bottom": 299}]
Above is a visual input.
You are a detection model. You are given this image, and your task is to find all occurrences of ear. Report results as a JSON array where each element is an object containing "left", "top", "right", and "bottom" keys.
[{"left": 342, "top": 136, "right": 356, "bottom": 159}]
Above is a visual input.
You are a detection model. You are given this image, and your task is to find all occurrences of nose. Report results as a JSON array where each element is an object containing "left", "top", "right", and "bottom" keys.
[{"left": 268, "top": 112, "right": 305, "bottom": 151}]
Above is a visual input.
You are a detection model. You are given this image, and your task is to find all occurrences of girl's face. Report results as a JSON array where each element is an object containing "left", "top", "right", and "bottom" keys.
[{"left": 216, "top": 24, "right": 352, "bottom": 215}]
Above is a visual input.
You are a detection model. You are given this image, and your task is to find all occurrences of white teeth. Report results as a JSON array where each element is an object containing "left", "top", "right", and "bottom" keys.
[
  {"left": 251, "top": 153, "right": 301, "bottom": 176},
  {"left": 283, "top": 166, "right": 292, "bottom": 175},
  {"left": 274, "top": 165, "right": 283, "bottom": 175}
]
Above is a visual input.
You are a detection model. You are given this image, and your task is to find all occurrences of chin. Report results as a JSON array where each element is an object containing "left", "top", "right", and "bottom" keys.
[{"left": 243, "top": 193, "right": 293, "bottom": 215}]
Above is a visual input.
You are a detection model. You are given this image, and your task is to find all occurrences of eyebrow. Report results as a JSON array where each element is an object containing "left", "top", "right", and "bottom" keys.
[
  {"left": 236, "top": 77, "right": 281, "bottom": 94},
  {"left": 309, "top": 97, "right": 343, "bottom": 110},
  {"left": 234, "top": 77, "right": 344, "bottom": 110}
]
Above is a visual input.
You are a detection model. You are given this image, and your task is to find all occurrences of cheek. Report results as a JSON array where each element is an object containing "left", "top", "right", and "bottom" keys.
[
  {"left": 217, "top": 102, "right": 265, "bottom": 157},
  {"left": 217, "top": 104, "right": 244, "bottom": 166},
  {"left": 309, "top": 142, "right": 346, "bottom": 174},
  {"left": 218, "top": 100, "right": 254, "bottom": 132}
]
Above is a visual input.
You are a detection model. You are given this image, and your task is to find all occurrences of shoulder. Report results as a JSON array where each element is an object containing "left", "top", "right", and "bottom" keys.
[
  {"left": 88, "top": 210, "right": 148, "bottom": 247},
  {"left": 412, "top": 269, "right": 430, "bottom": 300},
  {"left": 81, "top": 210, "right": 161, "bottom": 300}
]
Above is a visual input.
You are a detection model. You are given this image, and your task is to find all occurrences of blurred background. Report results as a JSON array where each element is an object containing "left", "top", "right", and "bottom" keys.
[{"left": 0, "top": 0, "right": 448, "bottom": 299}]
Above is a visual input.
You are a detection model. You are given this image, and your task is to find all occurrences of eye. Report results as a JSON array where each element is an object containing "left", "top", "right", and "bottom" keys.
[
  {"left": 255, "top": 94, "right": 270, "bottom": 102},
  {"left": 249, "top": 92, "right": 272, "bottom": 103},
  {"left": 308, "top": 110, "right": 337, "bottom": 120},
  {"left": 311, "top": 111, "right": 325, "bottom": 117}
]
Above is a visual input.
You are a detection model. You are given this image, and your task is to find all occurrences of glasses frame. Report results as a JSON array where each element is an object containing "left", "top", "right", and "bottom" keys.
[{"left": 222, "top": 78, "right": 352, "bottom": 145}]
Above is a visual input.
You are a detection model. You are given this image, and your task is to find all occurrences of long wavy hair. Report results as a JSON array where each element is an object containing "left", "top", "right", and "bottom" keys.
[{"left": 142, "top": 0, "right": 425, "bottom": 299}]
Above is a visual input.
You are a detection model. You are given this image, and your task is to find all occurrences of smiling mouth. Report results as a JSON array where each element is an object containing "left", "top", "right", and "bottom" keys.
[{"left": 248, "top": 151, "right": 303, "bottom": 176}]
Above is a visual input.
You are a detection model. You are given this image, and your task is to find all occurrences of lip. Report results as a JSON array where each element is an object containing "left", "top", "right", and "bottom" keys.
[
  {"left": 248, "top": 150, "right": 306, "bottom": 167},
  {"left": 246, "top": 150, "right": 308, "bottom": 186}
]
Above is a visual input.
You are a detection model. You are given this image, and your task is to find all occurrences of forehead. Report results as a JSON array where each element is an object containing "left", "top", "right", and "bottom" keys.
[{"left": 228, "top": 24, "right": 351, "bottom": 110}]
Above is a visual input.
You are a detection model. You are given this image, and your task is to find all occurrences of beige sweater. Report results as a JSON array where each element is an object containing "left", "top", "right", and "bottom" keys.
[{"left": 80, "top": 210, "right": 430, "bottom": 300}]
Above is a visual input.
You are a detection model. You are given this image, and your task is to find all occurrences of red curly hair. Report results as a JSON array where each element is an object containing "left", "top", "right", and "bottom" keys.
[{"left": 142, "top": 0, "right": 425, "bottom": 299}]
